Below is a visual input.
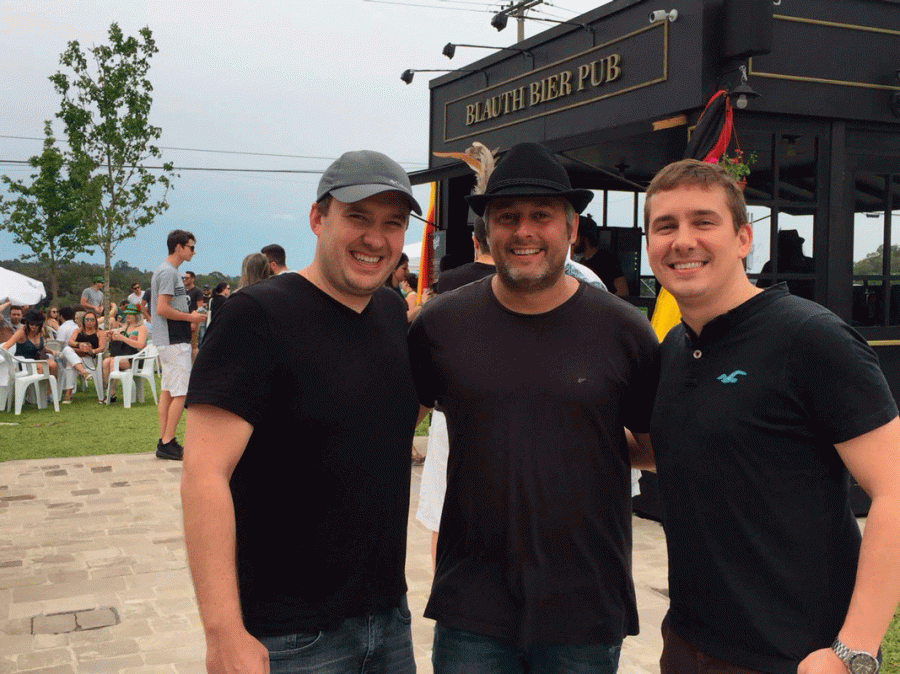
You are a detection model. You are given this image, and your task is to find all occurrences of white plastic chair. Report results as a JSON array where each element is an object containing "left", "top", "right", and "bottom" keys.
[
  {"left": 105, "top": 344, "right": 159, "bottom": 408},
  {"left": 0, "top": 347, "right": 60, "bottom": 415}
]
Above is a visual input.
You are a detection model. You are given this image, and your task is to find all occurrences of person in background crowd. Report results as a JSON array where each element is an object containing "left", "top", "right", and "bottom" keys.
[
  {"left": 55, "top": 306, "right": 91, "bottom": 403},
  {"left": 237, "top": 252, "right": 272, "bottom": 290},
  {"left": 261, "top": 243, "right": 289, "bottom": 275},
  {"left": 2, "top": 309, "right": 57, "bottom": 377},
  {"left": 67, "top": 310, "right": 106, "bottom": 403},
  {"left": 183, "top": 270, "right": 204, "bottom": 360},
  {"left": 644, "top": 158, "right": 900, "bottom": 674},
  {"left": 151, "top": 230, "right": 205, "bottom": 460},
  {"left": 128, "top": 282, "right": 144, "bottom": 307},
  {"left": 572, "top": 214, "right": 629, "bottom": 296},
  {"left": 45, "top": 306, "right": 61, "bottom": 332},
  {"left": 102, "top": 303, "right": 148, "bottom": 404},
  {"left": 80, "top": 276, "right": 105, "bottom": 314},
  {"left": 386, "top": 252, "right": 409, "bottom": 294}
]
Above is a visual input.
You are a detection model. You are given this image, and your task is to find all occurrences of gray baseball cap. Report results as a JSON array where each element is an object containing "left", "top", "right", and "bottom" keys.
[{"left": 317, "top": 150, "right": 422, "bottom": 215}]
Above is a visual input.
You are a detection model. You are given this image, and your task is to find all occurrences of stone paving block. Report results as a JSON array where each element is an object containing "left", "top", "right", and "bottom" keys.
[
  {"left": 75, "top": 607, "right": 118, "bottom": 630},
  {"left": 13, "top": 576, "right": 125, "bottom": 603},
  {"left": 143, "top": 642, "right": 205, "bottom": 667},
  {"left": 33, "top": 633, "right": 68, "bottom": 649},
  {"left": 12, "top": 666, "right": 75, "bottom": 674},
  {"left": 122, "top": 666, "right": 177, "bottom": 674},
  {"left": 16, "top": 647, "right": 74, "bottom": 671},
  {"left": 72, "top": 637, "right": 138, "bottom": 660},
  {"left": 76, "top": 654, "right": 143, "bottom": 674},
  {"left": 32, "top": 613, "right": 77, "bottom": 635}
]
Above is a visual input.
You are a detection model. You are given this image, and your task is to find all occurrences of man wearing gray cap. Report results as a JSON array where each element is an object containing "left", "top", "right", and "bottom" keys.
[
  {"left": 409, "top": 142, "right": 659, "bottom": 673},
  {"left": 182, "top": 150, "right": 422, "bottom": 674}
]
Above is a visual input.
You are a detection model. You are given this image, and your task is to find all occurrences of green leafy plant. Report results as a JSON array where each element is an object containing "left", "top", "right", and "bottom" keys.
[{"left": 717, "top": 148, "right": 757, "bottom": 183}]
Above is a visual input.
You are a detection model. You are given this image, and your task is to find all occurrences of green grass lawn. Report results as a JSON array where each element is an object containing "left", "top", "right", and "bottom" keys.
[
  {"left": 885, "top": 606, "right": 900, "bottom": 674},
  {"left": 2, "top": 388, "right": 899, "bottom": 666},
  {"left": 0, "top": 377, "right": 180, "bottom": 461}
]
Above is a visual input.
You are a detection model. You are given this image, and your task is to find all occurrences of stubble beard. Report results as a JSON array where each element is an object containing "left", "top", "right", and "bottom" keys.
[{"left": 495, "top": 255, "right": 565, "bottom": 294}]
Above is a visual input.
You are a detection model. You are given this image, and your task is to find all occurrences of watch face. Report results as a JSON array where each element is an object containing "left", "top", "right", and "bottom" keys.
[{"left": 849, "top": 653, "right": 879, "bottom": 674}]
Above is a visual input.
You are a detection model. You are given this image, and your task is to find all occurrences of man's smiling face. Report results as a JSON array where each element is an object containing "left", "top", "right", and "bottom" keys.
[
  {"left": 646, "top": 183, "right": 752, "bottom": 312},
  {"left": 486, "top": 196, "right": 575, "bottom": 295}
]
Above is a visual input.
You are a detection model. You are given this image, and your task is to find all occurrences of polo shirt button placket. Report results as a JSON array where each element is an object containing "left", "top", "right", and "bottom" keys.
[{"left": 693, "top": 349, "right": 702, "bottom": 359}]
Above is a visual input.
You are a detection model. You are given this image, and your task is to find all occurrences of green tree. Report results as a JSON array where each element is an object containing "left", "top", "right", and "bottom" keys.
[
  {"left": 49, "top": 22, "right": 176, "bottom": 323},
  {"left": 0, "top": 121, "right": 94, "bottom": 301},
  {"left": 854, "top": 244, "right": 900, "bottom": 276}
]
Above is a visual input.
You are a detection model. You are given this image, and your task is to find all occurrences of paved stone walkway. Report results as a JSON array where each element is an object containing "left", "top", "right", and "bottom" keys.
[{"left": 0, "top": 439, "right": 668, "bottom": 673}]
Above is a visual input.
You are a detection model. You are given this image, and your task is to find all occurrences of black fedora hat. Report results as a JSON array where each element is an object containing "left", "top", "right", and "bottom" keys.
[{"left": 465, "top": 142, "right": 593, "bottom": 217}]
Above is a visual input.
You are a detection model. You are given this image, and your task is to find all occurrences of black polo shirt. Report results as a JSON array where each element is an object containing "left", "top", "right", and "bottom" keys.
[{"left": 651, "top": 285, "right": 897, "bottom": 674}]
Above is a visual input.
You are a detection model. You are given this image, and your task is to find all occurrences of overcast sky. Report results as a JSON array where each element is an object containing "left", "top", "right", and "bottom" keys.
[{"left": 1, "top": 0, "right": 610, "bottom": 277}]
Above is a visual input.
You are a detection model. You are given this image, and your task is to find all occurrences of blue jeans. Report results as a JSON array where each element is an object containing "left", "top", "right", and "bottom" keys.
[
  {"left": 258, "top": 597, "right": 415, "bottom": 674},
  {"left": 433, "top": 623, "right": 621, "bottom": 674}
]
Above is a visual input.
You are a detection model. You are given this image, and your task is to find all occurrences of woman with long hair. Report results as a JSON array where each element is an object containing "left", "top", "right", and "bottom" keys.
[
  {"left": 238, "top": 252, "right": 272, "bottom": 290},
  {"left": 67, "top": 310, "right": 107, "bottom": 403},
  {"left": 45, "top": 307, "right": 61, "bottom": 332},
  {"left": 2, "top": 309, "right": 57, "bottom": 377},
  {"left": 102, "top": 303, "right": 148, "bottom": 403}
]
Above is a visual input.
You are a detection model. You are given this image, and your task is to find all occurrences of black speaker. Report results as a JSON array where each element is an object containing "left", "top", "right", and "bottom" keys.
[{"left": 722, "top": 0, "right": 773, "bottom": 59}]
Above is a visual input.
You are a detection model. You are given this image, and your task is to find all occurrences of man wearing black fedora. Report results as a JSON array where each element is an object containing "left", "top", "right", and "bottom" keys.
[{"left": 409, "top": 142, "right": 659, "bottom": 673}]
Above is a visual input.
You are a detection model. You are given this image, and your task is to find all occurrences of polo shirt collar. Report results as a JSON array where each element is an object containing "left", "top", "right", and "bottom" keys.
[{"left": 682, "top": 283, "right": 790, "bottom": 346}]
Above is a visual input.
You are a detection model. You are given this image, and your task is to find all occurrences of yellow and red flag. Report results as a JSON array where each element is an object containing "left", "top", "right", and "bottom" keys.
[{"left": 416, "top": 182, "right": 437, "bottom": 303}]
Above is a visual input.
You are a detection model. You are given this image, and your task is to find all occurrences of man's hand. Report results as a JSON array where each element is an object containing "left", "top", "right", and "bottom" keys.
[
  {"left": 206, "top": 627, "right": 270, "bottom": 674},
  {"left": 797, "top": 647, "right": 846, "bottom": 674},
  {"left": 189, "top": 311, "right": 206, "bottom": 325}
]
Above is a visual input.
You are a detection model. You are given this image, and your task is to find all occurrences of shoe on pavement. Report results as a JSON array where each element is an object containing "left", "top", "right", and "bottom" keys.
[{"left": 156, "top": 439, "right": 183, "bottom": 461}]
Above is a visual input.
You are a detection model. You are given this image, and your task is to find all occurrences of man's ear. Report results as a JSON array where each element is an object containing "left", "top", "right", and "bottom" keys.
[{"left": 309, "top": 202, "right": 323, "bottom": 236}]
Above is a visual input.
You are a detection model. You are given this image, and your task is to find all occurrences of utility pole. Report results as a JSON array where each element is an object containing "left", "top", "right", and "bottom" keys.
[{"left": 500, "top": 0, "right": 544, "bottom": 42}]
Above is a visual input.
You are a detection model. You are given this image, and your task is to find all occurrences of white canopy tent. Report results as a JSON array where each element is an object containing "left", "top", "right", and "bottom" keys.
[{"left": 0, "top": 267, "right": 46, "bottom": 306}]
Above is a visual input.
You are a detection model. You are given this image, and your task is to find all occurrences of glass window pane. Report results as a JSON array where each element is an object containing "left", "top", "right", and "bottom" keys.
[
  {"left": 778, "top": 135, "right": 817, "bottom": 203},
  {"left": 852, "top": 173, "right": 888, "bottom": 326},
  {"left": 746, "top": 206, "right": 772, "bottom": 275}
]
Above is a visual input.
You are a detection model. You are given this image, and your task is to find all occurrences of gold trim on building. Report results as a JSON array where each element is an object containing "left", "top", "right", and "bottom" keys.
[
  {"left": 441, "top": 20, "right": 669, "bottom": 144},
  {"left": 749, "top": 15, "right": 900, "bottom": 92}
]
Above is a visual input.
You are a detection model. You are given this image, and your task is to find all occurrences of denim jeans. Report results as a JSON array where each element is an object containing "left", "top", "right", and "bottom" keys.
[
  {"left": 258, "top": 596, "right": 415, "bottom": 674},
  {"left": 432, "top": 623, "right": 621, "bottom": 674}
]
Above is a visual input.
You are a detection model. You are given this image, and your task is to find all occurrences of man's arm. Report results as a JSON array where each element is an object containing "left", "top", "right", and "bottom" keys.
[
  {"left": 627, "top": 430, "right": 655, "bottom": 471},
  {"left": 156, "top": 294, "right": 205, "bottom": 324},
  {"left": 798, "top": 415, "right": 900, "bottom": 674},
  {"left": 612, "top": 276, "right": 629, "bottom": 297},
  {"left": 181, "top": 404, "right": 269, "bottom": 674}
]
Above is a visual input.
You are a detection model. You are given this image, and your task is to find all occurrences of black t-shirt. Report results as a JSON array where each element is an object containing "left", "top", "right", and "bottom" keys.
[
  {"left": 186, "top": 286, "right": 204, "bottom": 312},
  {"left": 435, "top": 261, "right": 495, "bottom": 294},
  {"left": 408, "top": 277, "right": 659, "bottom": 645},
  {"left": 187, "top": 273, "right": 419, "bottom": 637},
  {"left": 581, "top": 249, "right": 624, "bottom": 293},
  {"left": 651, "top": 285, "right": 898, "bottom": 674}
]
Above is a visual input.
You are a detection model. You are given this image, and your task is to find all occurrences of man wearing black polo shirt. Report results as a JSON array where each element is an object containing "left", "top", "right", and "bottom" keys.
[
  {"left": 181, "top": 150, "right": 422, "bottom": 674},
  {"left": 409, "top": 143, "right": 659, "bottom": 674},
  {"left": 645, "top": 158, "right": 900, "bottom": 674}
]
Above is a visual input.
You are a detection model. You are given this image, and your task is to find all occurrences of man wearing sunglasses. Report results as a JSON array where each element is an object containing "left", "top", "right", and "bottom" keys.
[{"left": 151, "top": 230, "right": 205, "bottom": 460}]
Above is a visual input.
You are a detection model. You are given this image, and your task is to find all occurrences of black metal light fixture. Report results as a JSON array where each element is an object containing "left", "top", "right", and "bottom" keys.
[
  {"left": 730, "top": 65, "right": 760, "bottom": 109},
  {"left": 443, "top": 42, "right": 534, "bottom": 66},
  {"left": 490, "top": 10, "right": 596, "bottom": 44},
  {"left": 401, "top": 68, "right": 486, "bottom": 85}
]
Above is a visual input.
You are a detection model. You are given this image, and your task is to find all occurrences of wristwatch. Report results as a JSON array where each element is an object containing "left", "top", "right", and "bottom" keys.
[{"left": 831, "top": 638, "right": 880, "bottom": 674}]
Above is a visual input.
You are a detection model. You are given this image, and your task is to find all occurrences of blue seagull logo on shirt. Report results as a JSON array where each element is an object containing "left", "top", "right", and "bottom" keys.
[{"left": 717, "top": 370, "right": 747, "bottom": 384}]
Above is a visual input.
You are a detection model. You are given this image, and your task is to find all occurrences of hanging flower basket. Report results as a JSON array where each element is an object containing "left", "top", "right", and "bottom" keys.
[{"left": 713, "top": 149, "right": 757, "bottom": 190}]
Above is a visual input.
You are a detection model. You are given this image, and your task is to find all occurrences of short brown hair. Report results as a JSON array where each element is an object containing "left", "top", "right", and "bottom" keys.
[{"left": 644, "top": 159, "right": 748, "bottom": 234}]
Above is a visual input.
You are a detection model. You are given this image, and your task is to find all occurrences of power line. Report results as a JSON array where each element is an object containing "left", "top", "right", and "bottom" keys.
[{"left": 0, "top": 135, "right": 426, "bottom": 166}]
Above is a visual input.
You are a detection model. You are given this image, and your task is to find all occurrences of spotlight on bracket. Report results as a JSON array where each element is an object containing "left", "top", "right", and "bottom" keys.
[{"left": 648, "top": 9, "right": 678, "bottom": 24}]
